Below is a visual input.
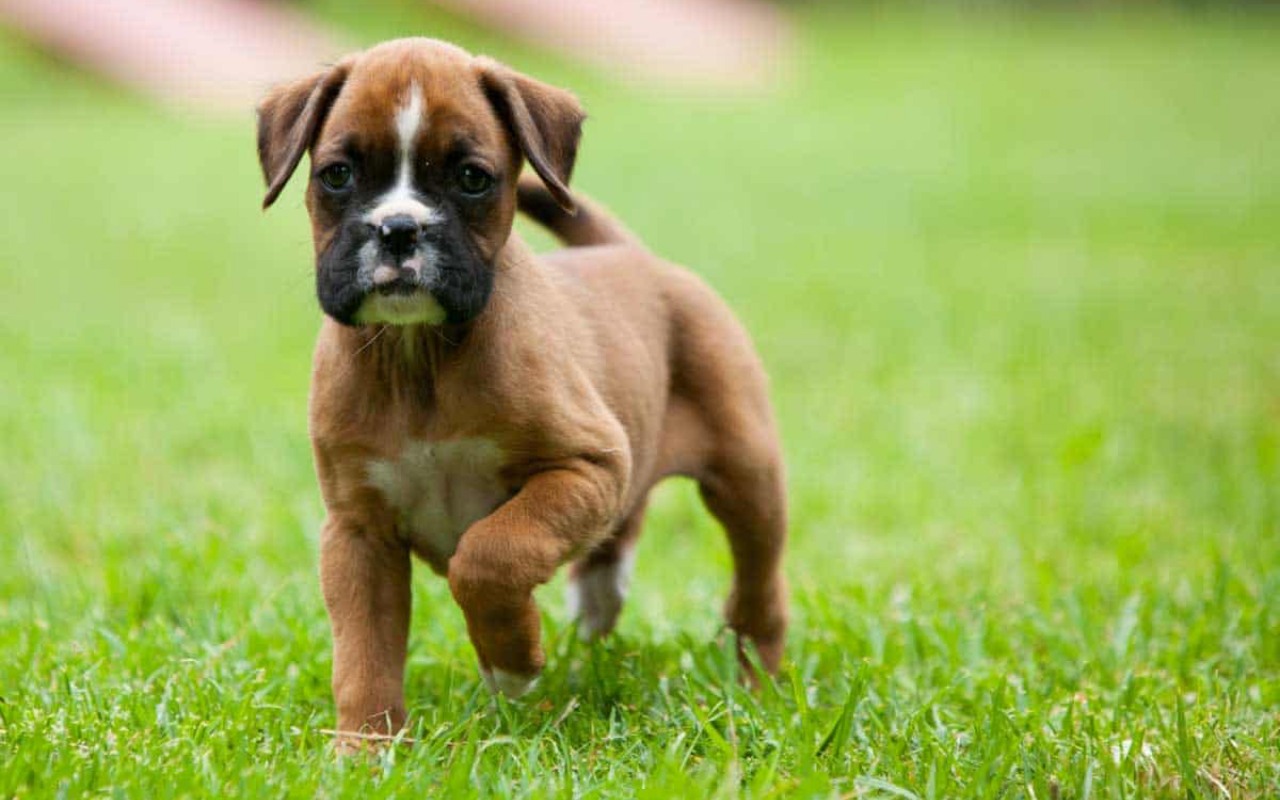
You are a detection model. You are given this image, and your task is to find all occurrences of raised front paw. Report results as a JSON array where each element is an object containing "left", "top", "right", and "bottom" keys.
[
  {"left": 480, "top": 666, "right": 540, "bottom": 698},
  {"left": 448, "top": 560, "right": 546, "bottom": 698}
]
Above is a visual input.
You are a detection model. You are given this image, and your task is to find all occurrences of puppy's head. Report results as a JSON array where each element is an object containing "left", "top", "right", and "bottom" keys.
[{"left": 257, "top": 39, "right": 584, "bottom": 326}]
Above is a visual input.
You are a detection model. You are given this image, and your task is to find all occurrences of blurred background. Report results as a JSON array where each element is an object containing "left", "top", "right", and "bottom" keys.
[
  {"left": 3, "top": 0, "right": 1273, "bottom": 590},
  {"left": 0, "top": 0, "right": 1276, "bottom": 794}
]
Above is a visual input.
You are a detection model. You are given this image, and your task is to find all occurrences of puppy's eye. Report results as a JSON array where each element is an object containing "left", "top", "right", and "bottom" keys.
[
  {"left": 456, "top": 164, "right": 494, "bottom": 196},
  {"left": 318, "top": 163, "right": 353, "bottom": 192}
]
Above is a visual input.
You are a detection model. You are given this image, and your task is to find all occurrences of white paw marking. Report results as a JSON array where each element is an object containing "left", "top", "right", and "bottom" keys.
[
  {"left": 480, "top": 667, "right": 539, "bottom": 699},
  {"left": 567, "top": 549, "right": 634, "bottom": 641}
]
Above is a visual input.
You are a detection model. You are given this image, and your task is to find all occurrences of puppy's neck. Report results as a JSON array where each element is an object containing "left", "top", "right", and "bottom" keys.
[
  {"left": 325, "top": 232, "right": 536, "bottom": 382},
  {"left": 334, "top": 321, "right": 463, "bottom": 389}
]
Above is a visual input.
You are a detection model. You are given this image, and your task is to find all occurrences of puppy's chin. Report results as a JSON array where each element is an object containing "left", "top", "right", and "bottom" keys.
[{"left": 353, "top": 291, "right": 448, "bottom": 326}]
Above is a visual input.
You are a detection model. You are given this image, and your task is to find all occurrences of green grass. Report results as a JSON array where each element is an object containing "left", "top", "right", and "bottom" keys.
[{"left": 2, "top": 4, "right": 1278, "bottom": 797}]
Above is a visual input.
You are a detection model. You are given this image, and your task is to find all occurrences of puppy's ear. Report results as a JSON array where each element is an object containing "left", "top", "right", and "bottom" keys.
[
  {"left": 478, "top": 58, "right": 585, "bottom": 214},
  {"left": 256, "top": 59, "right": 353, "bottom": 209}
]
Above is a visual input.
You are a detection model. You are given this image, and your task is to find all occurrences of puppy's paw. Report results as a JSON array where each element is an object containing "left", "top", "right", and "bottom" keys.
[
  {"left": 480, "top": 666, "right": 540, "bottom": 699},
  {"left": 331, "top": 736, "right": 367, "bottom": 758},
  {"left": 566, "top": 553, "right": 633, "bottom": 641},
  {"left": 328, "top": 728, "right": 409, "bottom": 757}
]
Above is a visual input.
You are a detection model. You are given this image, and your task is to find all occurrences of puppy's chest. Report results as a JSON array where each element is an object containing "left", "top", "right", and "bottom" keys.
[{"left": 365, "top": 438, "right": 509, "bottom": 561}]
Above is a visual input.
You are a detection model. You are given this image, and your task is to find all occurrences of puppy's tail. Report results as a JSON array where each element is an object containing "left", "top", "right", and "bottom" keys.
[{"left": 517, "top": 176, "right": 638, "bottom": 247}]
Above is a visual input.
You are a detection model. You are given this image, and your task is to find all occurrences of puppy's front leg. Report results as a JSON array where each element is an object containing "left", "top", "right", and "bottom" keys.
[
  {"left": 448, "top": 458, "right": 625, "bottom": 697},
  {"left": 320, "top": 518, "right": 411, "bottom": 743}
]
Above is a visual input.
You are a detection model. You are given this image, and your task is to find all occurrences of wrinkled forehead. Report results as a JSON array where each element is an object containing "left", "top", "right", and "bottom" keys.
[{"left": 317, "top": 39, "right": 506, "bottom": 161}]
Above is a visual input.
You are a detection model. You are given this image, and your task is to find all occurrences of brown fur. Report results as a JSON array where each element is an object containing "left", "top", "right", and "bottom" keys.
[{"left": 257, "top": 38, "right": 787, "bottom": 744}]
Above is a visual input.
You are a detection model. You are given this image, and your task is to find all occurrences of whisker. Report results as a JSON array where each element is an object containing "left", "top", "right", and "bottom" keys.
[
  {"left": 432, "top": 325, "right": 459, "bottom": 348},
  {"left": 353, "top": 324, "right": 389, "bottom": 357}
]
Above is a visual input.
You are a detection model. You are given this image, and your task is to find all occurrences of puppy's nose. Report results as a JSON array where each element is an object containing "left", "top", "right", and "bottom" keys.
[{"left": 377, "top": 214, "right": 420, "bottom": 258}]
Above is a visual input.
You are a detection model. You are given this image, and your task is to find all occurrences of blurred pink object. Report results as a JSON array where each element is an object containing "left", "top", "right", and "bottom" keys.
[
  {"left": 0, "top": 0, "right": 790, "bottom": 112},
  {"left": 439, "top": 0, "right": 792, "bottom": 90},
  {"left": 0, "top": 0, "right": 345, "bottom": 113}
]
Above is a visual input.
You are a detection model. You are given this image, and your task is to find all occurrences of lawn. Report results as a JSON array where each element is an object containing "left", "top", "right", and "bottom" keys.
[{"left": 1, "top": 4, "right": 1277, "bottom": 797}]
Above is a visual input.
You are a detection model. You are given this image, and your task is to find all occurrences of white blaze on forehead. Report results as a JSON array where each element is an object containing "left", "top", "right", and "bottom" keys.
[
  {"left": 394, "top": 84, "right": 423, "bottom": 161},
  {"left": 365, "top": 82, "right": 442, "bottom": 228}
]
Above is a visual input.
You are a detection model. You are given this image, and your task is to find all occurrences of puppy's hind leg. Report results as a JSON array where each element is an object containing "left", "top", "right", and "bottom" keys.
[
  {"left": 698, "top": 443, "right": 788, "bottom": 676},
  {"left": 567, "top": 498, "right": 647, "bottom": 641}
]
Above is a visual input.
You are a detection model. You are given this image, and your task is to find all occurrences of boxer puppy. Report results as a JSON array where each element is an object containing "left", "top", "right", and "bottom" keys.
[{"left": 256, "top": 38, "right": 787, "bottom": 742}]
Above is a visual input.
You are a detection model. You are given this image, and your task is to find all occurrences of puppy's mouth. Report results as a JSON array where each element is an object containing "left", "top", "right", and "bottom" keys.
[
  {"left": 372, "top": 265, "right": 424, "bottom": 296},
  {"left": 353, "top": 255, "right": 447, "bottom": 326}
]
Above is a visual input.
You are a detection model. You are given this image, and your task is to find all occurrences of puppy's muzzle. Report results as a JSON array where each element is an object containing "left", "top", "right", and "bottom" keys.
[
  {"left": 371, "top": 265, "right": 421, "bottom": 295},
  {"left": 369, "top": 213, "right": 432, "bottom": 293}
]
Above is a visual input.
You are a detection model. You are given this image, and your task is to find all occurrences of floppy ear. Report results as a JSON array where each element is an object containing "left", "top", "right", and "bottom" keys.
[
  {"left": 256, "top": 59, "right": 353, "bottom": 209},
  {"left": 477, "top": 58, "right": 585, "bottom": 214}
]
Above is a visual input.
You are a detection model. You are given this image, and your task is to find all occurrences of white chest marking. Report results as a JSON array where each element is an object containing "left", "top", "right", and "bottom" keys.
[
  {"left": 365, "top": 83, "right": 442, "bottom": 228},
  {"left": 366, "top": 438, "right": 508, "bottom": 559}
]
